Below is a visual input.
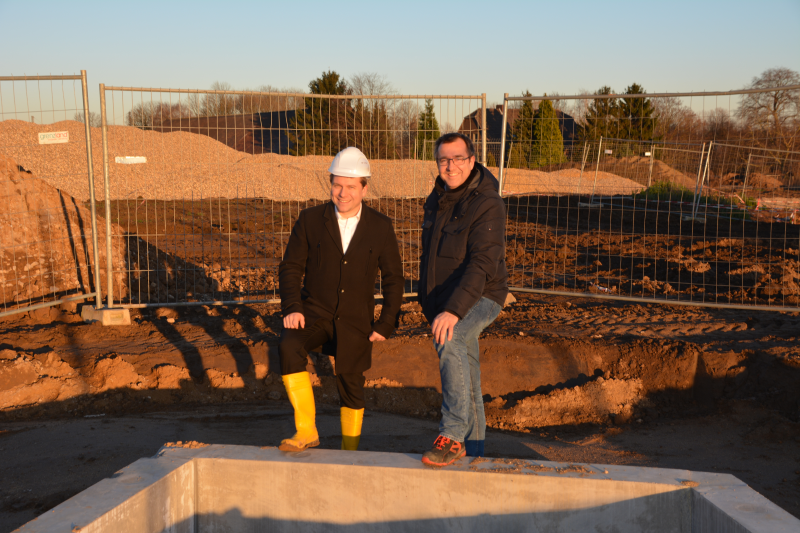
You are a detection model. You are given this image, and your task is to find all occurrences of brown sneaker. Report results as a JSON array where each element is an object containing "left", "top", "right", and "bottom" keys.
[{"left": 421, "top": 436, "right": 465, "bottom": 467}]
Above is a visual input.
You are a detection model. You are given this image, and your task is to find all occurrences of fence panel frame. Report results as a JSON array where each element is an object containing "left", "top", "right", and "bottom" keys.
[
  {"left": 498, "top": 86, "right": 800, "bottom": 312},
  {"left": 0, "top": 70, "right": 101, "bottom": 318},
  {"left": 96, "top": 85, "right": 487, "bottom": 310}
]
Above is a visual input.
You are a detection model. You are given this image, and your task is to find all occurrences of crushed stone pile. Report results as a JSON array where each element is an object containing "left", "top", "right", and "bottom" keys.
[
  {"left": 4, "top": 119, "right": 664, "bottom": 201},
  {"left": 501, "top": 167, "right": 646, "bottom": 196}
]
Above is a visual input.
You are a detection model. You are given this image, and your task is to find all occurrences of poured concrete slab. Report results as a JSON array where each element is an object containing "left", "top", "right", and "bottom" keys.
[{"left": 15, "top": 446, "right": 800, "bottom": 533}]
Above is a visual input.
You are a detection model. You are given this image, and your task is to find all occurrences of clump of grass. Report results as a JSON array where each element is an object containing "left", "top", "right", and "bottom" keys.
[
  {"left": 634, "top": 181, "right": 756, "bottom": 219},
  {"left": 634, "top": 181, "right": 696, "bottom": 203}
]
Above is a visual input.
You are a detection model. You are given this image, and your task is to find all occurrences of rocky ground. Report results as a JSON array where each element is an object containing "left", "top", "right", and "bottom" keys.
[{"left": 1, "top": 292, "right": 799, "bottom": 531}]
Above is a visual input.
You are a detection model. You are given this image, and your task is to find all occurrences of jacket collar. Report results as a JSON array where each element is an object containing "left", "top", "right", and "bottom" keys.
[{"left": 324, "top": 201, "right": 370, "bottom": 256}]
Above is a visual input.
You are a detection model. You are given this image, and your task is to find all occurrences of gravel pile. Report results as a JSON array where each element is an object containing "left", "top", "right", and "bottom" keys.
[
  {"left": 501, "top": 167, "right": 645, "bottom": 196},
  {"left": 2, "top": 119, "right": 642, "bottom": 201}
]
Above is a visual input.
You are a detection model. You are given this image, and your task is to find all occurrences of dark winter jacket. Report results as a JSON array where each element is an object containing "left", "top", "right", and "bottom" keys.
[
  {"left": 418, "top": 162, "right": 508, "bottom": 323},
  {"left": 279, "top": 202, "right": 404, "bottom": 373}
]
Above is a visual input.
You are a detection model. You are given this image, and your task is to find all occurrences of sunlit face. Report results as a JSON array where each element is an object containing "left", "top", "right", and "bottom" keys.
[
  {"left": 330, "top": 175, "right": 368, "bottom": 218},
  {"left": 436, "top": 139, "right": 475, "bottom": 189}
]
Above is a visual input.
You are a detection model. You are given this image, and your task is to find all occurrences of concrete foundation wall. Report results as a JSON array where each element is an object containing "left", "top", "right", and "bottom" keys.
[
  {"left": 197, "top": 457, "right": 689, "bottom": 532},
  {"left": 14, "top": 446, "right": 800, "bottom": 533}
]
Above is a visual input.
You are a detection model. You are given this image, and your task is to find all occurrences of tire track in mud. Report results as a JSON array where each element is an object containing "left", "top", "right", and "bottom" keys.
[{"left": 498, "top": 296, "right": 800, "bottom": 345}]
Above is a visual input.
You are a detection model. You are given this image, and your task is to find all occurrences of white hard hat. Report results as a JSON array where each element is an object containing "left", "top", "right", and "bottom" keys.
[{"left": 328, "top": 147, "right": 371, "bottom": 178}]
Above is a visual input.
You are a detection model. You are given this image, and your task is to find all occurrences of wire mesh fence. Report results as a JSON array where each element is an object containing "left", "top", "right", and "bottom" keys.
[
  {"left": 95, "top": 86, "right": 486, "bottom": 308},
  {"left": 4, "top": 77, "right": 797, "bottom": 315},
  {"left": 499, "top": 86, "right": 800, "bottom": 309},
  {"left": 0, "top": 71, "right": 102, "bottom": 317}
]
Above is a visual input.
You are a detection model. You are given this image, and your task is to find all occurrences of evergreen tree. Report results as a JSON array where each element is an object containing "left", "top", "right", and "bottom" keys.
[
  {"left": 581, "top": 86, "right": 620, "bottom": 141},
  {"left": 289, "top": 70, "right": 351, "bottom": 156},
  {"left": 618, "top": 83, "right": 658, "bottom": 142},
  {"left": 415, "top": 99, "right": 440, "bottom": 160},
  {"left": 508, "top": 91, "right": 535, "bottom": 168},
  {"left": 530, "top": 98, "right": 566, "bottom": 167}
]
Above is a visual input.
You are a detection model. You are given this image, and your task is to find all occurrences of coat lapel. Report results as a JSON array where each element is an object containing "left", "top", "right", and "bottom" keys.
[
  {"left": 323, "top": 202, "right": 344, "bottom": 254},
  {"left": 345, "top": 204, "right": 370, "bottom": 256}
]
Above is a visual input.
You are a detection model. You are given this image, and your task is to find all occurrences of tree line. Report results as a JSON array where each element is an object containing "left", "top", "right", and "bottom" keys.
[{"left": 118, "top": 67, "right": 798, "bottom": 166}]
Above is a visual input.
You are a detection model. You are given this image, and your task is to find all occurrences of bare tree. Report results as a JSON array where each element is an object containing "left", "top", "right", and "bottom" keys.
[
  {"left": 736, "top": 67, "right": 800, "bottom": 152},
  {"left": 704, "top": 107, "right": 736, "bottom": 141},
  {"left": 126, "top": 102, "right": 191, "bottom": 129},
  {"left": 237, "top": 85, "right": 306, "bottom": 114},
  {"left": 390, "top": 99, "right": 419, "bottom": 158},
  {"left": 73, "top": 111, "right": 102, "bottom": 127},
  {"left": 565, "top": 89, "right": 594, "bottom": 126},
  {"left": 349, "top": 72, "right": 396, "bottom": 97},
  {"left": 548, "top": 92, "right": 568, "bottom": 113},
  {"left": 441, "top": 121, "right": 456, "bottom": 134},
  {"left": 651, "top": 96, "right": 701, "bottom": 142}
]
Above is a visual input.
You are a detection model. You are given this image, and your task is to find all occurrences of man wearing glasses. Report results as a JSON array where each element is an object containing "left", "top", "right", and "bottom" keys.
[{"left": 418, "top": 132, "right": 508, "bottom": 467}]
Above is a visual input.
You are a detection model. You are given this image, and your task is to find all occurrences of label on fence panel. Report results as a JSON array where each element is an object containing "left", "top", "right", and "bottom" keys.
[
  {"left": 38, "top": 131, "right": 69, "bottom": 144},
  {"left": 115, "top": 156, "right": 147, "bottom": 164},
  {"left": 604, "top": 149, "right": 613, "bottom": 154}
]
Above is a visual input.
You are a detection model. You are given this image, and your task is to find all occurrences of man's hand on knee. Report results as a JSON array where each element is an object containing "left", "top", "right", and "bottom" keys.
[
  {"left": 432, "top": 311, "right": 459, "bottom": 344},
  {"left": 283, "top": 312, "right": 305, "bottom": 329}
]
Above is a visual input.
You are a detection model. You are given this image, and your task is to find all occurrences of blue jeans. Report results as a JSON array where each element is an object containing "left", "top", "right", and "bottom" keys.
[{"left": 434, "top": 297, "right": 502, "bottom": 457}]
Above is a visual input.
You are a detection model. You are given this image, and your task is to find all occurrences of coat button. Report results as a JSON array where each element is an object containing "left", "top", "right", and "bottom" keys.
[
  {"left": 340, "top": 289, "right": 344, "bottom": 293},
  {"left": 343, "top": 260, "right": 347, "bottom": 264}
]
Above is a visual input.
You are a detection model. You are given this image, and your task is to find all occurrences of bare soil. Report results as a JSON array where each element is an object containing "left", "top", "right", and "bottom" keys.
[
  {"left": 1, "top": 292, "right": 799, "bottom": 531},
  {"left": 81, "top": 194, "right": 800, "bottom": 308}
]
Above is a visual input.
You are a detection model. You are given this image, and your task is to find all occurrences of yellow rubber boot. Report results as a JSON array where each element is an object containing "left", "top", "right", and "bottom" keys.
[
  {"left": 340, "top": 407, "right": 364, "bottom": 451},
  {"left": 279, "top": 372, "right": 320, "bottom": 452}
]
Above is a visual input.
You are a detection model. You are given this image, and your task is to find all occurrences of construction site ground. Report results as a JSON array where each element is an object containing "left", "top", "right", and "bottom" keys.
[{"left": 1, "top": 292, "right": 799, "bottom": 532}]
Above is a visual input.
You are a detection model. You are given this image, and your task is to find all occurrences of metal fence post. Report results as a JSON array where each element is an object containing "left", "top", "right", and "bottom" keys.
[
  {"left": 497, "top": 93, "right": 509, "bottom": 195},
  {"left": 692, "top": 141, "right": 713, "bottom": 220},
  {"left": 647, "top": 146, "right": 655, "bottom": 188},
  {"left": 81, "top": 71, "right": 103, "bottom": 309},
  {"left": 575, "top": 142, "right": 589, "bottom": 194},
  {"left": 99, "top": 84, "right": 114, "bottom": 309},
  {"left": 481, "top": 93, "right": 487, "bottom": 166},
  {"left": 590, "top": 137, "right": 603, "bottom": 202},
  {"left": 691, "top": 142, "right": 708, "bottom": 219},
  {"left": 742, "top": 152, "right": 752, "bottom": 199}
]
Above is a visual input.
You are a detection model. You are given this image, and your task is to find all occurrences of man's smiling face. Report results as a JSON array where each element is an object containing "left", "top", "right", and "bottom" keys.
[
  {"left": 436, "top": 138, "right": 475, "bottom": 189},
  {"left": 330, "top": 175, "right": 368, "bottom": 217}
]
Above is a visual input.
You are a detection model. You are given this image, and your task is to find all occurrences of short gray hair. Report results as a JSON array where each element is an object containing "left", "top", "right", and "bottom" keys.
[{"left": 434, "top": 132, "right": 476, "bottom": 160}]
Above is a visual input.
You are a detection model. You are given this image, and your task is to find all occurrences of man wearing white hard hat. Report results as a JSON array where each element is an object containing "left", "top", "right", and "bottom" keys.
[{"left": 277, "top": 147, "right": 404, "bottom": 452}]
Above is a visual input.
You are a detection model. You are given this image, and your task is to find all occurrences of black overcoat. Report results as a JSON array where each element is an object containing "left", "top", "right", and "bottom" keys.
[{"left": 278, "top": 202, "right": 404, "bottom": 374}]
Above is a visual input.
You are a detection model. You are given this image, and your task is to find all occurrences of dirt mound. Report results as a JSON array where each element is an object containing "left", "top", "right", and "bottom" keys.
[
  {"left": 748, "top": 172, "right": 784, "bottom": 190},
  {"left": 490, "top": 378, "right": 645, "bottom": 429},
  {"left": 0, "top": 154, "right": 126, "bottom": 306},
  {"left": 615, "top": 156, "right": 697, "bottom": 189}
]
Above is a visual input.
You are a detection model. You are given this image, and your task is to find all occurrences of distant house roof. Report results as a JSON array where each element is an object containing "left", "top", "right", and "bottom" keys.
[
  {"left": 155, "top": 110, "right": 297, "bottom": 154},
  {"left": 457, "top": 105, "right": 579, "bottom": 144}
]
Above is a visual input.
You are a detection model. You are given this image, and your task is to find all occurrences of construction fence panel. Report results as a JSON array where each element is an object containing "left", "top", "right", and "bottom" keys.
[
  {"left": 499, "top": 86, "right": 800, "bottom": 310},
  {"left": 96, "top": 87, "right": 487, "bottom": 308},
  {"left": 0, "top": 72, "right": 102, "bottom": 318}
]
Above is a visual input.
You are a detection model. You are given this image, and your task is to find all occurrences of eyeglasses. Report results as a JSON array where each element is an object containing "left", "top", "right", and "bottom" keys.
[{"left": 436, "top": 156, "right": 471, "bottom": 167}]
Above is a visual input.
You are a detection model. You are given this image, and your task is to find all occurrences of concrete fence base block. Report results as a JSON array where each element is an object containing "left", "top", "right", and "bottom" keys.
[
  {"left": 15, "top": 446, "right": 800, "bottom": 532},
  {"left": 80, "top": 306, "right": 131, "bottom": 326}
]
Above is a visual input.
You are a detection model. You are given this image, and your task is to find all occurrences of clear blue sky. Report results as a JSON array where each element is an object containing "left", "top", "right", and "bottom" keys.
[{"left": 1, "top": 0, "right": 799, "bottom": 109}]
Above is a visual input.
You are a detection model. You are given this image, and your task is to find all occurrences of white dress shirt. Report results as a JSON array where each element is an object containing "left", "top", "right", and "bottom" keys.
[{"left": 335, "top": 204, "right": 362, "bottom": 254}]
